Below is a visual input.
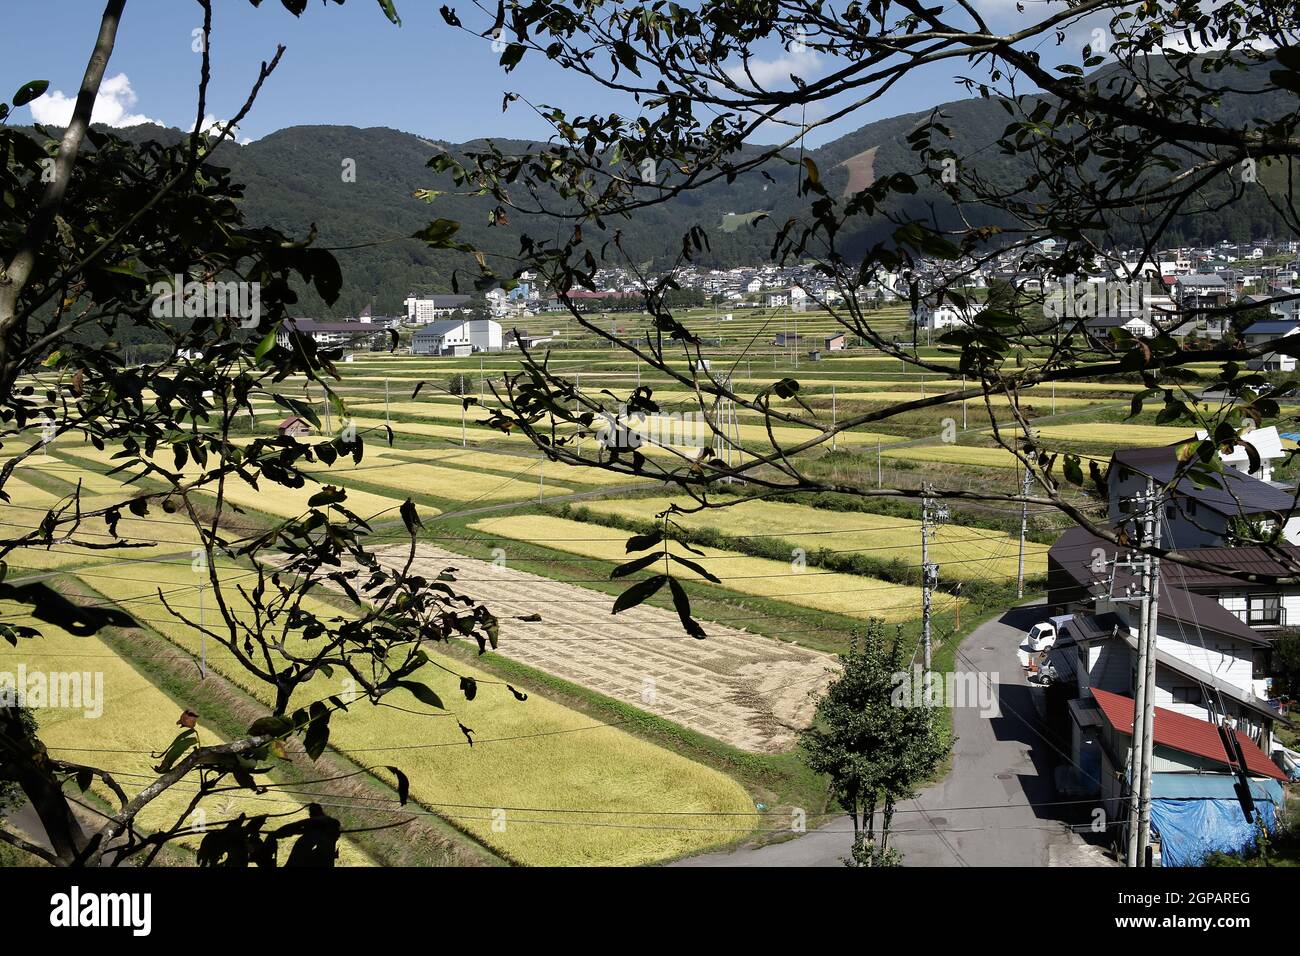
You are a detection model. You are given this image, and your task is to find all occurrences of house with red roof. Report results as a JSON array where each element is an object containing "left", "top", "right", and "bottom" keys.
[{"left": 1087, "top": 688, "right": 1287, "bottom": 866}]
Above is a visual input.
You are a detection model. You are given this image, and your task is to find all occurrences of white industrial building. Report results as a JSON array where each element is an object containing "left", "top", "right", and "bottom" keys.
[{"left": 410, "top": 318, "right": 503, "bottom": 356}]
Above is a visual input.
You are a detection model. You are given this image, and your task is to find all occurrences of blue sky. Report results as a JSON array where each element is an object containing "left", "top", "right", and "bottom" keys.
[{"left": 0, "top": 0, "right": 1082, "bottom": 148}]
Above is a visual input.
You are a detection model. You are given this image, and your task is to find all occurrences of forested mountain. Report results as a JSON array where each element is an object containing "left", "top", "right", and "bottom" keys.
[{"left": 37, "top": 55, "right": 1297, "bottom": 317}]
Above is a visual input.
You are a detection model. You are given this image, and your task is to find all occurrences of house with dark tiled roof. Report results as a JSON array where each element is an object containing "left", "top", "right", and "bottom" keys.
[
  {"left": 1242, "top": 316, "right": 1300, "bottom": 371},
  {"left": 1044, "top": 526, "right": 1291, "bottom": 863},
  {"left": 1106, "top": 445, "right": 1300, "bottom": 548},
  {"left": 1048, "top": 527, "right": 1280, "bottom": 742}
]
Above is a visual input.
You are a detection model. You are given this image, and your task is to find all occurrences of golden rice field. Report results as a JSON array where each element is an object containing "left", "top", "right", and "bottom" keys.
[
  {"left": 350, "top": 400, "right": 478, "bottom": 417},
  {"left": 306, "top": 450, "right": 572, "bottom": 502},
  {"left": 835, "top": 390, "right": 1096, "bottom": 409},
  {"left": 878, "top": 444, "right": 1036, "bottom": 471},
  {"left": 72, "top": 562, "right": 757, "bottom": 866},
  {"left": 1029, "top": 423, "right": 1200, "bottom": 445},
  {"left": 467, "top": 514, "right": 941, "bottom": 622},
  {"left": 1, "top": 599, "right": 372, "bottom": 865},
  {"left": 385, "top": 447, "right": 650, "bottom": 486},
  {"left": 53, "top": 447, "right": 440, "bottom": 523},
  {"left": 580, "top": 496, "right": 1048, "bottom": 580},
  {"left": 0, "top": 476, "right": 206, "bottom": 573},
  {"left": 346, "top": 415, "right": 536, "bottom": 446}
]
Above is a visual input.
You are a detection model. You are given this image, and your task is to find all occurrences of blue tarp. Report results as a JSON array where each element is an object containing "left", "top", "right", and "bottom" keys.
[{"left": 1148, "top": 774, "right": 1285, "bottom": 867}]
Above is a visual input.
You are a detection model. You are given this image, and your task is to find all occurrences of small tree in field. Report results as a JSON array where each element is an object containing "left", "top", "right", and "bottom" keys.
[{"left": 800, "top": 622, "right": 949, "bottom": 867}]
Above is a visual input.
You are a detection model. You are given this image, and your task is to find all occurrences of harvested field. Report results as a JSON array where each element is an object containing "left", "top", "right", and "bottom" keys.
[
  {"left": 468, "top": 514, "right": 940, "bottom": 622},
  {"left": 377, "top": 544, "right": 837, "bottom": 753}
]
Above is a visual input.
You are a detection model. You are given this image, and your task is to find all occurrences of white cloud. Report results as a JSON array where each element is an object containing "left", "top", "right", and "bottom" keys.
[
  {"left": 195, "top": 113, "right": 239, "bottom": 137},
  {"left": 28, "top": 72, "right": 161, "bottom": 128},
  {"left": 725, "top": 48, "right": 822, "bottom": 89}
]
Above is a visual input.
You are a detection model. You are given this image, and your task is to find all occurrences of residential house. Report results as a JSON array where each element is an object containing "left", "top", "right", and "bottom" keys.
[
  {"left": 1089, "top": 688, "right": 1287, "bottom": 866},
  {"left": 825, "top": 333, "right": 847, "bottom": 351},
  {"left": 1164, "top": 274, "right": 1230, "bottom": 339},
  {"left": 276, "top": 319, "right": 386, "bottom": 350},
  {"left": 1045, "top": 527, "right": 1290, "bottom": 864},
  {"left": 911, "top": 302, "right": 975, "bottom": 331},
  {"left": 1242, "top": 317, "right": 1300, "bottom": 371},
  {"left": 1106, "top": 445, "right": 1300, "bottom": 548},
  {"left": 277, "top": 416, "right": 312, "bottom": 438},
  {"left": 1192, "top": 425, "right": 1286, "bottom": 482}
]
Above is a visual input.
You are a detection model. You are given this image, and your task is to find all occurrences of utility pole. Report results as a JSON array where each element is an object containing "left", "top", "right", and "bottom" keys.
[
  {"left": 1136, "top": 483, "right": 1163, "bottom": 866},
  {"left": 920, "top": 488, "right": 948, "bottom": 681},
  {"left": 961, "top": 373, "right": 967, "bottom": 430},
  {"left": 877, "top": 439, "right": 882, "bottom": 489},
  {"left": 198, "top": 583, "right": 206, "bottom": 679},
  {"left": 831, "top": 383, "right": 837, "bottom": 451},
  {"left": 385, "top": 377, "right": 391, "bottom": 430},
  {"left": 1117, "top": 479, "right": 1162, "bottom": 866},
  {"left": 1016, "top": 466, "right": 1032, "bottom": 600}
]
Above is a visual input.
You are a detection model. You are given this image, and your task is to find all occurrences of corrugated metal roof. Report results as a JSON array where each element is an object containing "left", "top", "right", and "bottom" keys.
[{"left": 1091, "top": 687, "right": 1286, "bottom": 781}]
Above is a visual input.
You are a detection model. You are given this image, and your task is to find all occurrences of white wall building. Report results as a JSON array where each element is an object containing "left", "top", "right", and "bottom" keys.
[
  {"left": 410, "top": 318, "right": 503, "bottom": 355},
  {"left": 404, "top": 295, "right": 473, "bottom": 324}
]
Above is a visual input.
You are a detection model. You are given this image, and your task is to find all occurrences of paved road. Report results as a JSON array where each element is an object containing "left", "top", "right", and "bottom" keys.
[{"left": 676, "top": 601, "right": 1090, "bottom": 867}]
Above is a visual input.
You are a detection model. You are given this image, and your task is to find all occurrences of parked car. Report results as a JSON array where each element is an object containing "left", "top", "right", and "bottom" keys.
[
  {"left": 1025, "top": 613, "right": 1073, "bottom": 652},
  {"left": 1026, "top": 621, "right": 1058, "bottom": 652}
]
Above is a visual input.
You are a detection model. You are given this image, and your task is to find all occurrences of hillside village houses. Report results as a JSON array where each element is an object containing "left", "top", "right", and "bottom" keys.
[{"left": 1043, "top": 426, "right": 1299, "bottom": 864}]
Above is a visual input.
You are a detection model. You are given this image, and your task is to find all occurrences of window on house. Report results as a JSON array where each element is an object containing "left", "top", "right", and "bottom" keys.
[
  {"left": 1172, "top": 686, "right": 1203, "bottom": 706},
  {"left": 1247, "top": 593, "right": 1282, "bottom": 626},
  {"left": 1166, "top": 503, "right": 1176, "bottom": 519},
  {"left": 1187, "top": 499, "right": 1197, "bottom": 516},
  {"left": 1253, "top": 648, "right": 1270, "bottom": 681}
]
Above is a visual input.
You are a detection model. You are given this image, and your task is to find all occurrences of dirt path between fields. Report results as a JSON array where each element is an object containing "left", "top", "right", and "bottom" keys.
[{"left": 377, "top": 544, "right": 837, "bottom": 753}]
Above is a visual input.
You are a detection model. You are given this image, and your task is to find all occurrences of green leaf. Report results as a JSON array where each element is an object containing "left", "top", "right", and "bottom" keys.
[
  {"left": 611, "top": 551, "right": 661, "bottom": 579},
  {"left": 308, "top": 486, "right": 347, "bottom": 508},
  {"left": 394, "top": 680, "right": 445, "bottom": 710},
  {"left": 304, "top": 702, "right": 331, "bottom": 760},
  {"left": 375, "top": 0, "right": 402, "bottom": 25},
  {"left": 154, "top": 729, "right": 199, "bottom": 773},
  {"left": 253, "top": 328, "right": 278, "bottom": 362},
  {"left": 624, "top": 529, "right": 663, "bottom": 553},
  {"left": 386, "top": 766, "right": 410, "bottom": 805},
  {"left": 400, "top": 498, "right": 422, "bottom": 535},
  {"left": 499, "top": 44, "right": 525, "bottom": 71},
  {"left": 667, "top": 551, "right": 721, "bottom": 584},
  {"left": 12, "top": 80, "right": 48, "bottom": 107},
  {"left": 612, "top": 574, "right": 667, "bottom": 614},
  {"left": 413, "top": 218, "right": 461, "bottom": 246},
  {"left": 1062, "top": 454, "right": 1083, "bottom": 486},
  {"left": 667, "top": 577, "right": 707, "bottom": 639},
  {"left": 247, "top": 715, "right": 294, "bottom": 737},
  {"left": 613, "top": 41, "right": 641, "bottom": 76}
]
